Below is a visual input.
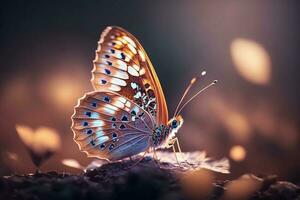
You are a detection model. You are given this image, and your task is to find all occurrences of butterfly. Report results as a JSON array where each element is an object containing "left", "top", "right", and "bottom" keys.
[{"left": 71, "top": 26, "right": 217, "bottom": 161}]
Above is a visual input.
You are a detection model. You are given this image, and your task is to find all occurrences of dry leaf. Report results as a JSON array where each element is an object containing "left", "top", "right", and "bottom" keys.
[
  {"left": 62, "top": 159, "right": 84, "bottom": 170},
  {"left": 156, "top": 150, "right": 230, "bottom": 174}
]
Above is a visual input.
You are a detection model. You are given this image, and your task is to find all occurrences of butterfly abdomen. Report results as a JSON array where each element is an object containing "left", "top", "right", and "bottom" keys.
[{"left": 152, "top": 125, "right": 169, "bottom": 146}]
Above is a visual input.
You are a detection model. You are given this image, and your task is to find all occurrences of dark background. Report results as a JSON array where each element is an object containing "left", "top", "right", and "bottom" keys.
[{"left": 0, "top": 1, "right": 299, "bottom": 183}]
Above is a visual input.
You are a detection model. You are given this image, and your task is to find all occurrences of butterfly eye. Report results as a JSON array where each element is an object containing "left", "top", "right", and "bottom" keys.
[{"left": 171, "top": 120, "right": 178, "bottom": 128}]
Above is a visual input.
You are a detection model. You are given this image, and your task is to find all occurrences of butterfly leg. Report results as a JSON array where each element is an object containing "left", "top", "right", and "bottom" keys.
[
  {"left": 167, "top": 137, "right": 184, "bottom": 166},
  {"left": 153, "top": 147, "right": 158, "bottom": 160},
  {"left": 128, "top": 151, "right": 147, "bottom": 169},
  {"left": 172, "top": 143, "right": 180, "bottom": 166},
  {"left": 152, "top": 147, "right": 162, "bottom": 168},
  {"left": 174, "top": 138, "right": 194, "bottom": 166},
  {"left": 174, "top": 137, "right": 183, "bottom": 155}
]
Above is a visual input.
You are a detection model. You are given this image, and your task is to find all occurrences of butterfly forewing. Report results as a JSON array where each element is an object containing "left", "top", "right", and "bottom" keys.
[
  {"left": 92, "top": 26, "right": 168, "bottom": 124},
  {"left": 71, "top": 91, "right": 154, "bottom": 160}
]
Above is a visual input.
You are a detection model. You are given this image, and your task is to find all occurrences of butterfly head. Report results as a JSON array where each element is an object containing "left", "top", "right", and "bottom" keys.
[{"left": 168, "top": 115, "right": 184, "bottom": 133}]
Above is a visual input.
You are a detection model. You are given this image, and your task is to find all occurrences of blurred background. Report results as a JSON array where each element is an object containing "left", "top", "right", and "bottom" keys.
[{"left": 0, "top": 1, "right": 299, "bottom": 183}]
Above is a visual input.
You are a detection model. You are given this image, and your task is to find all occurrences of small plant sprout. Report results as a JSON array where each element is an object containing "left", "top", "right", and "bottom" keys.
[{"left": 16, "top": 124, "right": 61, "bottom": 173}]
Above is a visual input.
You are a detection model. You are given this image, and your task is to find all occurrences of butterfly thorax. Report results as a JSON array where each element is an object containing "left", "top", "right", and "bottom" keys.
[{"left": 152, "top": 125, "right": 170, "bottom": 146}]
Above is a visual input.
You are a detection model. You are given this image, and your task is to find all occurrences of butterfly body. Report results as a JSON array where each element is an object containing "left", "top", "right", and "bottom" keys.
[
  {"left": 71, "top": 26, "right": 185, "bottom": 161},
  {"left": 152, "top": 125, "right": 169, "bottom": 146}
]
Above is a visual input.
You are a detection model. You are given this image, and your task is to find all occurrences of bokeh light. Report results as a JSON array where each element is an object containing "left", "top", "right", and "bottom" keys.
[
  {"left": 6, "top": 152, "right": 18, "bottom": 162},
  {"left": 2, "top": 76, "right": 33, "bottom": 109},
  {"left": 39, "top": 69, "right": 89, "bottom": 110},
  {"left": 229, "top": 145, "right": 246, "bottom": 162},
  {"left": 230, "top": 38, "right": 271, "bottom": 85},
  {"left": 181, "top": 169, "right": 214, "bottom": 200},
  {"left": 210, "top": 98, "right": 251, "bottom": 143},
  {"left": 223, "top": 174, "right": 262, "bottom": 200}
]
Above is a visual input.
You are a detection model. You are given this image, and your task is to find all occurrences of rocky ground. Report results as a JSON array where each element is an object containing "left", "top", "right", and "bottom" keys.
[{"left": 0, "top": 158, "right": 299, "bottom": 200}]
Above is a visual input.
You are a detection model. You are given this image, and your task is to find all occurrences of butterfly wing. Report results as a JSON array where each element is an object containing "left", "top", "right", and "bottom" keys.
[
  {"left": 92, "top": 26, "right": 168, "bottom": 124},
  {"left": 71, "top": 91, "right": 154, "bottom": 161}
]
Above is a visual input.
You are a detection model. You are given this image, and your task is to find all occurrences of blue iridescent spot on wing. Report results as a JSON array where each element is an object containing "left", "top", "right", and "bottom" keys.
[
  {"left": 85, "top": 111, "right": 92, "bottom": 117},
  {"left": 131, "top": 110, "right": 137, "bottom": 116},
  {"left": 91, "top": 102, "right": 97, "bottom": 107},
  {"left": 120, "top": 52, "right": 125, "bottom": 60},
  {"left": 100, "top": 143, "right": 105, "bottom": 149},
  {"left": 109, "top": 144, "right": 114, "bottom": 150},
  {"left": 90, "top": 140, "right": 95, "bottom": 146},
  {"left": 87, "top": 129, "right": 93, "bottom": 134},
  {"left": 121, "top": 115, "right": 128, "bottom": 121},
  {"left": 103, "top": 96, "right": 110, "bottom": 102},
  {"left": 101, "top": 79, "right": 107, "bottom": 85},
  {"left": 107, "top": 61, "right": 112, "bottom": 66},
  {"left": 110, "top": 49, "right": 115, "bottom": 54},
  {"left": 111, "top": 117, "right": 116, "bottom": 122},
  {"left": 105, "top": 69, "right": 111, "bottom": 75},
  {"left": 105, "top": 54, "right": 110, "bottom": 58},
  {"left": 119, "top": 124, "right": 125, "bottom": 129},
  {"left": 112, "top": 132, "right": 118, "bottom": 142},
  {"left": 83, "top": 121, "right": 88, "bottom": 126}
]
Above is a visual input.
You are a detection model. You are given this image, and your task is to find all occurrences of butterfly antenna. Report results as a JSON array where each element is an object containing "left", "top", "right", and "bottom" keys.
[
  {"left": 176, "top": 79, "right": 218, "bottom": 116},
  {"left": 173, "top": 71, "right": 206, "bottom": 117}
]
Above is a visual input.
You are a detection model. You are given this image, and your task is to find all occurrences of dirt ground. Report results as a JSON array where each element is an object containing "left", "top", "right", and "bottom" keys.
[{"left": 1, "top": 158, "right": 299, "bottom": 200}]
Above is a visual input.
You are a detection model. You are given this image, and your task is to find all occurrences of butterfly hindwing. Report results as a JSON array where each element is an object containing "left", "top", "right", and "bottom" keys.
[
  {"left": 92, "top": 26, "right": 168, "bottom": 124},
  {"left": 71, "top": 91, "right": 154, "bottom": 160}
]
